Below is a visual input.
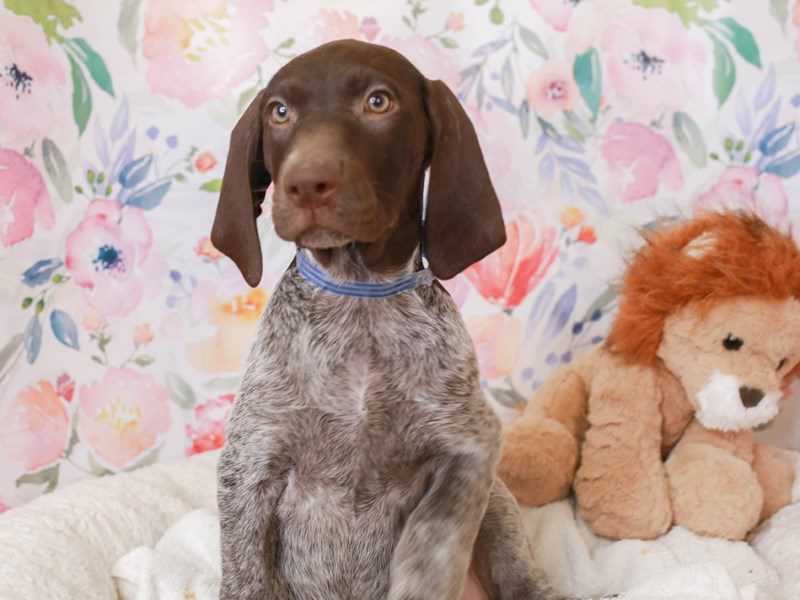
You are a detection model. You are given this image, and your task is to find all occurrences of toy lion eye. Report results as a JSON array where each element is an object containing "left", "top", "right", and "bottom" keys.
[
  {"left": 777, "top": 358, "right": 787, "bottom": 371},
  {"left": 722, "top": 334, "right": 743, "bottom": 351}
]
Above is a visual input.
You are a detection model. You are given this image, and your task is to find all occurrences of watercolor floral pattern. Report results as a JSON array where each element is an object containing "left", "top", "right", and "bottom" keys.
[{"left": 1, "top": 0, "right": 800, "bottom": 510}]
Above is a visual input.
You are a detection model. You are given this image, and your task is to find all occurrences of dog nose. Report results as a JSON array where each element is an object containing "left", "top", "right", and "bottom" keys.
[
  {"left": 739, "top": 386, "right": 765, "bottom": 408},
  {"left": 283, "top": 162, "right": 338, "bottom": 208}
]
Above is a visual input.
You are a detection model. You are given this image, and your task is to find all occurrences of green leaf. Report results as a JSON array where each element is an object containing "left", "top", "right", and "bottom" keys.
[
  {"left": 672, "top": 111, "right": 707, "bottom": 167},
  {"left": 581, "top": 286, "right": 617, "bottom": 323},
  {"left": 4, "top": 0, "right": 82, "bottom": 41},
  {"left": 500, "top": 57, "right": 513, "bottom": 99},
  {"left": 200, "top": 178, "right": 222, "bottom": 192},
  {"left": 489, "top": 388, "right": 527, "bottom": 409},
  {"left": 64, "top": 415, "right": 79, "bottom": 458},
  {"left": 632, "top": 0, "right": 713, "bottom": 26},
  {"left": 707, "top": 18, "right": 761, "bottom": 68},
  {"left": 709, "top": 33, "right": 735, "bottom": 107},
  {"left": 439, "top": 36, "right": 457, "bottom": 49},
  {"left": 770, "top": 0, "right": 789, "bottom": 32},
  {"left": 573, "top": 48, "right": 601, "bottom": 120},
  {"left": 165, "top": 372, "right": 196, "bottom": 409},
  {"left": 67, "top": 54, "right": 91, "bottom": 134},
  {"left": 489, "top": 6, "right": 504, "bottom": 24},
  {"left": 16, "top": 464, "right": 59, "bottom": 493},
  {"left": 133, "top": 355, "right": 155, "bottom": 367},
  {"left": 204, "top": 376, "right": 240, "bottom": 392},
  {"left": 125, "top": 447, "right": 160, "bottom": 472},
  {"left": 64, "top": 38, "right": 114, "bottom": 96},
  {"left": 475, "top": 0, "right": 490, "bottom": 4},
  {"left": 517, "top": 25, "right": 547, "bottom": 59},
  {"left": 118, "top": 0, "right": 143, "bottom": 60},
  {"left": 0, "top": 334, "right": 23, "bottom": 383},
  {"left": 518, "top": 101, "right": 530, "bottom": 138},
  {"left": 88, "top": 452, "right": 114, "bottom": 477},
  {"left": 277, "top": 37, "right": 295, "bottom": 49},
  {"left": 42, "top": 138, "right": 73, "bottom": 203}
]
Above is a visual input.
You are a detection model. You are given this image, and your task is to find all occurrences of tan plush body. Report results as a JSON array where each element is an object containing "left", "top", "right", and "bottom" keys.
[{"left": 500, "top": 213, "right": 800, "bottom": 541}]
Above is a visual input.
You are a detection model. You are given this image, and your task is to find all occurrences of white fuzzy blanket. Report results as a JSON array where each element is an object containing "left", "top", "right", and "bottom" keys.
[{"left": 1, "top": 448, "right": 798, "bottom": 599}]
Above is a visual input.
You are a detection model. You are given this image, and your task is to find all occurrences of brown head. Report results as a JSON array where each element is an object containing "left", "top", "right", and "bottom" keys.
[
  {"left": 210, "top": 40, "right": 505, "bottom": 286},
  {"left": 607, "top": 212, "right": 800, "bottom": 430}
]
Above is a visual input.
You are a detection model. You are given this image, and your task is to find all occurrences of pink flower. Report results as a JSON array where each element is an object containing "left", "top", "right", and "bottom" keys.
[
  {"left": 600, "top": 8, "right": 709, "bottom": 119},
  {"left": 185, "top": 394, "right": 234, "bottom": 456},
  {"left": 445, "top": 12, "right": 465, "bottom": 32},
  {"left": 65, "top": 200, "right": 156, "bottom": 317},
  {"left": 0, "top": 149, "right": 53, "bottom": 248},
  {"left": 559, "top": 206, "right": 584, "bottom": 229},
  {"left": 142, "top": 0, "right": 272, "bottom": 108},
  {"left": 0, "top": 13, "right": 69, "bottom": 148},
  {"left": 194, "top": 151, "right": 217, "bottom": 173},
  {"left": 577, "top": 225, "right": 597, "bottom": 244},
  {"left": 793, "top": 1, "right": 800, "bottom": 57},
  {"left": 467, "top": 313, "right": 522, "bottom": 380},
  {"left": 79, "top": 368, "right": 171, "bottom": 468},
  {"left": 195, "top": 235, "right": 222, "bottom": 260},
  {"left": 441, "top": 276, "right": 470, "bottom": 309},
  {"left": 0, "top": 381, "right": 69, "bottom": 472},
  {"left": 525, "top": 61, "right": 579, "bottom": 118},
  {"left": 83, "top": 307, "right": 106, "bottom": 331},
  {"left": 529, "top": 0, "right": 576, "bottom": 31},
  {"left": 694, "top": 166, "right": 788, "bottom": 227},
  {"left": 360, "top": 17, "right": 380, "bottom": 41},
  {"left": 56, "top": 374, "right": 75, "bottom": 402},
  {"left": 134, "top": 324, "right": 154, "bottom": 347},
  {"left": 601, "top": 120, "right": 683, "bottom": 202},
  {"left": 464, "top": 213, "right": 559, "bottom": 309}
]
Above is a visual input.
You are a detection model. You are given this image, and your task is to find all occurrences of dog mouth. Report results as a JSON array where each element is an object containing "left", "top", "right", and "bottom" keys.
[{"left": 296, "top": 225, "right": 353, "bottom": 249}]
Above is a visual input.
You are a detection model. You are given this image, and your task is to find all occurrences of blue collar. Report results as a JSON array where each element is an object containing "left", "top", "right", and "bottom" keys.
[{"left": 295, "top": 247, "right": 434, "bottom": 298}]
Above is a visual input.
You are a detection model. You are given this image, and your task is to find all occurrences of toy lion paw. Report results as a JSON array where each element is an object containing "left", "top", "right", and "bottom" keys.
[{"left": 498, "top": 415, "right": 578, "bottom": 507}]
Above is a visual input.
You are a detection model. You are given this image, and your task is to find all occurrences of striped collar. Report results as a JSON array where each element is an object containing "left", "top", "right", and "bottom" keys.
[{"left": 295, "top": 247, "right": 434, "bottom": 298}]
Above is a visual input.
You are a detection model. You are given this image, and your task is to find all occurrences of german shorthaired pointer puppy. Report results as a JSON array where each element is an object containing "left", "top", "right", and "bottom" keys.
[{"left": 211, "top": 40, "right": 560, "bottom": 600}]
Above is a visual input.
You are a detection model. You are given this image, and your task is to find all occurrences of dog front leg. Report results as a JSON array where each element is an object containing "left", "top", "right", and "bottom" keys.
[
  {"left": 388, "top": 450, "right": 495, "bottom": 600},
  {"left": 217, "top": 437, "right": 291, "bottom": 600},
  {"left": 473, "top": 478, "right": 563, "bottom": 600}
]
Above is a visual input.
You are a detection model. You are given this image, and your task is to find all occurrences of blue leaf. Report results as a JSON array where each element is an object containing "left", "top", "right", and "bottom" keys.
[
  {"left": 111, "top": 129, "right": 136, "bottom": 183},
  {"left": 118, "top": 154, "right": 153, "bottom": 188},
  {"left": 94, "top": 119, "right": 110, "bottom": 168},
  {"left": 541, "top": 284, "right": 577, "bottom": 341},
  {"left": 578, "top": 186, "right": 608, "bottom": 215},
  {"left": 559, "top": 172, "right": 574, "bottom": 199},
  {"left": 759, "top": 123, "right": 795, "bottom": 156},
  {"left": 488, "top": 95, "right": 517, "bottom": 114},
  {"left": 735, "top": 91, "right": 751, "bottom": 137},
  {"left": 50, "top": 310, "right": 79, "bottom": 350},
  {"left": 126, "top": 179, "right": 171, "bottom": 210},
  {"left": 753, "top": 65, "right": 775, "bottom": 112},
  {"left": 538, "top": 154, "right": 554, "bottom": 183},
  {"left": 22, "top": 258, "right": 63, "bottom": 287},
  {"left": 763, "top": 150, "right": 800, "bottom": 178},
  {"left": 557, "top": 156, "right": 596, "bottom": 182},
  {"left": 555, "top": 136, "right": 584, "bottom": 153},
  {"left": 534, "top": 133, "right": 548, "bottom": 155},
  {"left": 110, "top": 96, "right": 130, "bottom": 141},
  {"left": 523, "top": 281, "right": 555, "bottom": 343},
  {"left": 750, "top": 98, "right": 780, "bottom": 150},
  {"left": 472, "top": 38, "right": 509, "bottom": 57},
  {"left": 24, "top": 316, "right": 42, "bottom": 364}
]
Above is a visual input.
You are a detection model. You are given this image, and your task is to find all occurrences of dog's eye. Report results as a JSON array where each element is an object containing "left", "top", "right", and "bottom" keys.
[
  {"left": 777, "top": 358, "right": 787, "bottom": 371},
  {"left": 270, "top": 102, "right": 290, "bottom": 124},
  {"left": 366, "top": 92, "right": 392, "bottom": 114},
  {"left": 722, "top": 334, "right": 744, "bottom": 351}
]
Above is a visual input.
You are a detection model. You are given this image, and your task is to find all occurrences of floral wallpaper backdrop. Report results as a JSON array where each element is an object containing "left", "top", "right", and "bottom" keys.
[{"left": 1, "top": 0, "right": 800, "bottom": 509}]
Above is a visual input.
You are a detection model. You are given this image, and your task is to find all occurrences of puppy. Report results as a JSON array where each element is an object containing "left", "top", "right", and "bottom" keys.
[{"left": 212, "top": 40, "right": 560, "bottom": 600}]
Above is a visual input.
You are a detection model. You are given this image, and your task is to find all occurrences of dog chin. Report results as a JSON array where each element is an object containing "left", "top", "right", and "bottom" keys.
[
  {"left": 296, "top": 227, "right": 352, "bottom": 249},
  {"left": 695, "top": 371, "right": 781, "bottom": 432}
]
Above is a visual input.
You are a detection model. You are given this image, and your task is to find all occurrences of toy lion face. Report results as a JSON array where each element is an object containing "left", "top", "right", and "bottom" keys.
[{"left": 607, "top": 212, "right": 800, "bottom": 432}]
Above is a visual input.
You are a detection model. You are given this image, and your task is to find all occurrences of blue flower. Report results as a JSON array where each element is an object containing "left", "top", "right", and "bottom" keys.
[
  {"left": 146, "top": 126, "right": 159, "bottom": 139},
  {"left": 545, "top": 353, "right": 558, "bottom": 366},
  {"left": 572, "top": 321, "right": 584, "bottom": 334},
  {"left": 522, "top": 368, "right": 534, "bottom": 381},
  {"left": 166, "top": 135, "right": 178, "bottom": 148},
  {"left": 169, "top": 269, "right": 182, "bottom": 282},
  {"left": 22, "top": 258, "right": 63, "bottom": 287},
  {"left": 792, "top": 94, "right": 800, "bottom": 108}
]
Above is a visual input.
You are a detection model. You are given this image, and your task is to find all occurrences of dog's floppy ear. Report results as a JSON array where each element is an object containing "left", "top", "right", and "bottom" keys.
[
  {"left": 423, "top": 79, "right": 506, "bottom": 280},
  {"left": 211, "top": 90, "right": 271, "bottom": 287}
]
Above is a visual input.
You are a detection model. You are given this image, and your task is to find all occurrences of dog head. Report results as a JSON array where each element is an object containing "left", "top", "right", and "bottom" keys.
[{"left": 211, "top": 40, "right": 505, "bottom": 286}]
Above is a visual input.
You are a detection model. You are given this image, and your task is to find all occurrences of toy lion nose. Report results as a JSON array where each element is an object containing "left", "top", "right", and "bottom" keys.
[{"left": 739, "top": 386, "right": 764, "bottom": 408}]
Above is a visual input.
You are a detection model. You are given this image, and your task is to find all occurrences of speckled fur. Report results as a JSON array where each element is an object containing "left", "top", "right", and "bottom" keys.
[{"left": 217, "top": 247, "right": 559, "bottom": 599}]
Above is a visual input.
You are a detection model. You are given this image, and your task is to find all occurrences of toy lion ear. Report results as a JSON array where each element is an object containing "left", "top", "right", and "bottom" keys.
[{"left": 683, "top": 231, "right": 718, "bottom": 259}]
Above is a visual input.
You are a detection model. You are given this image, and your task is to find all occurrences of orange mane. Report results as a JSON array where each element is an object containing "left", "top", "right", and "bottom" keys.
[{"left": 606, "top": 212, "right": 800, "bottom": 365}]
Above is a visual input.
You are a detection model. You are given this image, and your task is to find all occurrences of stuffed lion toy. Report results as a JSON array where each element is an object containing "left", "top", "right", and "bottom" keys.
[{"left": 499, "top": 212, "right": 800, "bottom": 541}]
